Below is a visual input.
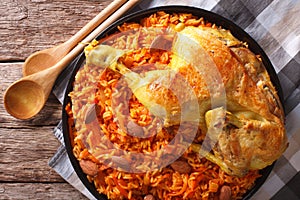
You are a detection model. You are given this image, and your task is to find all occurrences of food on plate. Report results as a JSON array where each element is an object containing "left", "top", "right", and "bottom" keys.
[{"left": 65, "top": 11, "right": 287, "bottom": 200}]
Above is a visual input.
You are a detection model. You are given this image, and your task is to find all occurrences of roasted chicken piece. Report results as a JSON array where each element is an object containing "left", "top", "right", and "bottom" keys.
[
  {"left": 168, "top": 26, "right": 287, "bottom": 176},
  {"left": 84, "top": 44, "right": 201, "bottom": 126},
  {"left": 84, "top": 24, "right": 287, "bottom": 177}
]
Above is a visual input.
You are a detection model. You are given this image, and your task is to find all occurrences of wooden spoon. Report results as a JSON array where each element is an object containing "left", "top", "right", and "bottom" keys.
[
  {"left": 22, "top": 0, "right": 127, "bottom": 76},
  {"left": 4, "top": 0, "right": 141, "bottom": 119},
  {"left": 4, "top": 46, "right": 80, "bottom": 119}
]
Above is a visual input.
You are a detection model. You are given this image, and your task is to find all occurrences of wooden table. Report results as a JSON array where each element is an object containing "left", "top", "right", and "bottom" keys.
[{"left": 0, "top": 1, "right": 113, "bottom": 199}]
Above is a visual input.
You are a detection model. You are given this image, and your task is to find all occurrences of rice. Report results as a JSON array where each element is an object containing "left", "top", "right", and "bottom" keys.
[{"left": 66, "top": 11, "right": 262, "bottom": 200}]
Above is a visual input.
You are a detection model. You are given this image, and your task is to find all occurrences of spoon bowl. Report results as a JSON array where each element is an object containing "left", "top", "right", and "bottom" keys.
[
  {"left": 23, "top": 45, "right": 69, "bottom": 76},
  {"left": 4, "top": 0, "right": 142, "bottom": 119},
  {"left": 4, "top": 80, "right": 45, "bottom": 119},
  {"left": 4, "top": 51, "right": 71, "bottom": 119}
]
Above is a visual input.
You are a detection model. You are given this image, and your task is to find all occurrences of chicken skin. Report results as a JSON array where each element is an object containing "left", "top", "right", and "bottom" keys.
[{"left": 85, "top": 25, "right": 288, "bottom": 177}]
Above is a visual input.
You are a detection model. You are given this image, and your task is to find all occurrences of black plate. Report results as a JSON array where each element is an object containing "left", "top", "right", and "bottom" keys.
[{"left": 62, "top": 6, "right": 283, "bottom": 200}]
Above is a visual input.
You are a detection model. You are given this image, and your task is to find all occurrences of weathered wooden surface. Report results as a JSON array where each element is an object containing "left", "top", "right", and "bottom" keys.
[
  {"left": 0, "top": 126, "right": 61, "bottom": 182},
  {"left": 0, "top": 63, "right": 62, "bottom": 128},
  {"left": 0, "top": 0, "right": 110, "bottom": 61},
  {"left": 0, "top": 0, "right": 113, "bottom": 199},
  {"left": 0, "top": 183, "right": 87, "bottom": 199}
]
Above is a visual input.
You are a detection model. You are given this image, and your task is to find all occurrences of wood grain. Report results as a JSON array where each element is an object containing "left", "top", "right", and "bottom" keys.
[
  {"left": 0, "top": 1, "right": 115, "bottom": 199},
  {"left": 0, "top": 62, "right": 62, "bottom": 182},
  {"left": 0, "top": 126, "right": 62, "bottom": 182},
  {"left": 0, "top": 183, "right": 87, "bottom": 199},
  {"left": 0, "top": 63, "right": 62, "bottom": 128},
  {"left": 0, "top": 0, "right": 112, "bottom": 61},
  {"left": 0, "top": 62, "right": 86, "bottom": 198}
]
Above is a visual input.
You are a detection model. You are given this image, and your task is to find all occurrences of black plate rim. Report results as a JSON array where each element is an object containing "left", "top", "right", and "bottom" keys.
[{"left": 62, "top": 5, "right": 282, "bottom": 200}]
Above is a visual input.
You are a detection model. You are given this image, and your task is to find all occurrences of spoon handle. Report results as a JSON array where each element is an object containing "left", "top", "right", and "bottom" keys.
[
  {"left": 80, "top": 0, "right": 141, "bottom": 44},
  {"left": 41, "top": 0, "right": 143, "bottom": 88},
  {"left": 44, "top": 0, "right": 142, "bottom": 104},
  {"left": 34, "top": 0, "right": 142, "bottom": 84},
  {"left": 4, "top": 0, "right": 141, "bottom": 120},
  {"left": 64, "top": 0, "right": 128, "bottom": 52},
  {"left": 54, "top": 0, "right": 142, "bottom": 73}
]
